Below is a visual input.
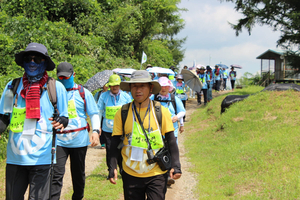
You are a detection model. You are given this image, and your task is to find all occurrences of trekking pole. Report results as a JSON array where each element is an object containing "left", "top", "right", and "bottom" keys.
[{"left": 49, "top": 111, "right": 58, "bottom": 200}]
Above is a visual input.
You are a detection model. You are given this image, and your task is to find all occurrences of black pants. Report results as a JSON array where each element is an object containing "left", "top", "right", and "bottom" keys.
[
  {"left": 122, "top": 171, "right": 168, "bottom": 200},
  {"left": 197, "top": 89, "right": 208, "bottom": 104},
  {"left": 51, "top": 146, "right": 87, "bottom": 200},
  {"left": 6, "top": 164, "right": 50, "bottom": 200},
  {"left": 181, "top": 100, "right": 186, "bottom": 121},
  {"left": 103, "top": 131, "right": 122, "bottom": 171},
  {"left": 231, "top": 80, "right": 235, "bottom": 89},
  {"left": 223, "top": 78, "right": 227, "bottom": 90},
  {"left": 215, "top": 80, "right": 221, "bottom": 91},
  {"left": 100, "top": 118, "right": 106, "bottom": 145}
]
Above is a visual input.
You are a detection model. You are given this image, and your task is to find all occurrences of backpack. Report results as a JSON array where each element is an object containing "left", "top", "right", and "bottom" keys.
[
  {"left": 121, "top": 101, "right": 162, "bottom": 136},
  {"left": 66, "top": 84, "right": 86, "bottom": 112},
  {"left": 154, "top": 93, "right": 177, "bottom": 115},
  {"left": 11, "top": 77, "right": 59, "bottom": 114}
]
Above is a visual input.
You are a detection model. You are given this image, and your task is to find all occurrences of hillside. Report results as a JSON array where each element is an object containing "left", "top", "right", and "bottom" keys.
[{"left": 185, "top": 86, "right": 300, "bottom": 199}]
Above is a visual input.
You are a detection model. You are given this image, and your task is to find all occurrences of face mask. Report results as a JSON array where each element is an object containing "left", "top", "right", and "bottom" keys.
[
  {"left": 24, "top": 61, "right": 47, "bottom": 82},
  {"left": 58, "top": 75, "right": 74, "bottom": 89}
]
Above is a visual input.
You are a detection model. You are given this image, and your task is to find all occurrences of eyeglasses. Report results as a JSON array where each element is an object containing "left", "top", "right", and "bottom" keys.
[
  {"left": 24, "top": 55, "right": 43, "bottom": 64},
  {"left": 58, "top": 75, "right": 72, "bottom": 80}
]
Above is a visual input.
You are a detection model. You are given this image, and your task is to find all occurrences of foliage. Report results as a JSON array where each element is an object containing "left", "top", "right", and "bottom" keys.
[
  {"left": 185, "top": 87, "right": 300, "bottom": 199},
  {"left": 236, "top": 72, "right": 261, "bottom": 86}
]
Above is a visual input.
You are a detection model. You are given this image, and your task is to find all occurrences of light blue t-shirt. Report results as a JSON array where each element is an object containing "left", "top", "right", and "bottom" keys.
[
  {"left": 97, "top": 90, "right": 132, "bottom": 133},
  {"left": 57, "top": 83, "right": 99, "bottom": 148},
  {"left": 174, "top": 81, "right": 188, "bottom": 101},
  {"left": 198, "top": 73, "right": 210, "bottom": 89},
  {"left": 212, "top": 68, "right": 223, "bottom": 81},
  {"left": 223, "top": 69, "right": 229, "bottom": 79},
  {"left": 0, "top": 78, "right": 68, "bottom": 166},
  {"left": 150, "top": 94, "right": 185, "bottom": 137}
]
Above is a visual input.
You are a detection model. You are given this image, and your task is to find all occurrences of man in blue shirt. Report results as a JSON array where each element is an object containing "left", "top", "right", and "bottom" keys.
[
  {"left": 51, "top": 62, "right": 100, "bottom": 200},
  {"left": 222, "top": 67, "right": 229, "bottom": 90},
  {"left": 0, "top": 43, "right": 69, "bottom": 200},
  {"left": 197, "top": 66, "right": 210, "bottom": 105},
  {"left": 212, "top": 65, "right": 223, "bottom": 92},
  {"left": 97, "top": 74, "right": 132, "bottom": 172}
]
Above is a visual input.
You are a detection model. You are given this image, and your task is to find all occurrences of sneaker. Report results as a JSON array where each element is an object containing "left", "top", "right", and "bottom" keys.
[
  {"left": 100, "top": 144, "right": 106, "bottom": 149},
  {"left": 167, "top": 177, "right": 175, "bottom": 186},
  {"left": 197, "top": 102, "right": 201, "bottom": 105}
]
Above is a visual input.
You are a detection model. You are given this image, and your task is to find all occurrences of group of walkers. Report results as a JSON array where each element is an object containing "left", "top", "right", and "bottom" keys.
[
  {"left": 182, "top": 64, "right": 237, "bottom": 106},
  {"left": 0, "top": 43, "right": 186, "bottom": 200}
]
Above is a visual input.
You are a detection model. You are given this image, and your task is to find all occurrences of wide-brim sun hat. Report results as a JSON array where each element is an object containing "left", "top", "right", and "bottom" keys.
[
  {"left": 158, "top": 77, "right": 174, "bottom": 92},
  {"left": 120, "top": 70, "right": 161, "bottom": 94},
  {"left": 107, "top": 74, "right": 121, "bottom": 86},
  {"left": 15, "top": 42, "right": 55, "bottom": 71}
]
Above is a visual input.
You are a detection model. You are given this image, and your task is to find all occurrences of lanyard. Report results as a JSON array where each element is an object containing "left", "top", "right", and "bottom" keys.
[{"left": 132, "top": 102, "right": 150, "bottom": 132}]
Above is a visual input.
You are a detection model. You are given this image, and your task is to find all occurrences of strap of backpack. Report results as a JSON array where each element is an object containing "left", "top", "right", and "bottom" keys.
[
  {"left": 11, "top": 78, "right": 21, "bottom": 107},
  {"left": 170, "top": 94, "right": 177, "bottom": 115},
  {"left": 152, "top": 100, "right": 162, "bottom": 130},
  {"left": 78, "top": 84, "right": 86, "bottom": 112},
  {"left": 121, "top": 102, "right": 131, "bottom": 137},
  {"left": 46, "top": 77, "right": 59, "bottom": 115}
]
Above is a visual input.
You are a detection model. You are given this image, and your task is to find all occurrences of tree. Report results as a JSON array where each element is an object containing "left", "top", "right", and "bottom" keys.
[{"left": 223, "top": 0, "right": 300, "bottom": 48}]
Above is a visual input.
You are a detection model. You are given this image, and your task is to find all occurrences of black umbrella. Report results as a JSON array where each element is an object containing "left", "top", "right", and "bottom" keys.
[{"left": 84, "top": 70, "right": 113, "bottom": 92}]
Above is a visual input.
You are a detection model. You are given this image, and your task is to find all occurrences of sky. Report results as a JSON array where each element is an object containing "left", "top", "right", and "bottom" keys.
[{"left": 176, "top": 0, "right": 283, "bottom": 78}]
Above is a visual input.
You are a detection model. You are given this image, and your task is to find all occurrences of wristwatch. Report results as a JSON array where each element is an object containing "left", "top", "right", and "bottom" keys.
[{"left": 93, "top": 129, "right": 100, "bottom": 134}]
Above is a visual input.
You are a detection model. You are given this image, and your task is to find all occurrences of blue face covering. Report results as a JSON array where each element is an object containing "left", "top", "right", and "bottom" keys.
[
  {"left": 24, "top": 61, "right": 47, "bottom": 82},
  {"left": 58, "top": 74, "right": 74, "bottom": 89}
]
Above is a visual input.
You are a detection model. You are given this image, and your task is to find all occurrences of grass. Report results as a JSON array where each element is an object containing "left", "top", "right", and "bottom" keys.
[
  {"left": 185, "top": 86, "right": 300, "bottom": 199},
  {"left": 63, "top": 158, "right": 123, "bottom": 200}
]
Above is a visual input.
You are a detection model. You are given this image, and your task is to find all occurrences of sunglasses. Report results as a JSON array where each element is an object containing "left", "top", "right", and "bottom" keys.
[
  {"left": 24, "top": 55, "right": 43, "bottom": 64},
  {"left": 58, "top": 75, "right": 72, "bottom": 80}
]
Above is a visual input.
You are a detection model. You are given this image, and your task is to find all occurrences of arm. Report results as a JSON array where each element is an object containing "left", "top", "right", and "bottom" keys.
[
  {"left": 90, "top": 114, "right": 100, "bottom": 147},
  {"left": 165, "top": 131, "right": 182, "bottom": 178}
]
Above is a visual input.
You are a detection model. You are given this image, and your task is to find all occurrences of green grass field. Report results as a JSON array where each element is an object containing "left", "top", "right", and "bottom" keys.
[{"left": 185, "top": 86, "right": 300, "bottom": 199}]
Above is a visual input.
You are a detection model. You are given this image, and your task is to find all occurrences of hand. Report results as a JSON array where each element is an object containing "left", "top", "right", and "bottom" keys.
[
  {"left": 179, "top": 126, "right": 184, "bottom": 134},
  {"left": 171, "top": 116, "right": 178, "bottom": 123},
  {"left": 169, "top": 168, "right": 181, "bottom": 180},
  {"left": 49, "top": 117, "right": 65, "bottom": 132},
  {"left": 109, "top": 169, "right": 118, "bottom": 184},
  {"left": 90, "top": 132, "right": 100, "bottom": 147}
]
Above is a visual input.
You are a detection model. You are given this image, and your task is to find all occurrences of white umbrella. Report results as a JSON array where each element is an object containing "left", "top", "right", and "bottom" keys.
[
  {"left": 181, "top": 69, "right": 202, "bottom": 92},
  {"left": 147, "top": 67, "right": 175, "bottom": 75},
  {"left": 117, "top": 68, "right": 136, "bottom": 75}
]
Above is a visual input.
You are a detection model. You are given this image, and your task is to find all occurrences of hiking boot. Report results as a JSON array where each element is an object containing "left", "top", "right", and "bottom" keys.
[{"left": 167, "top": 177, "right": 175, "bottom": 186}]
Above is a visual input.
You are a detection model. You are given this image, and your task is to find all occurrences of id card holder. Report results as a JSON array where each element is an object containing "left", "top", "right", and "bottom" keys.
[
  {"left": 22, "top": 118, "right": 37, "bottom": 136},
  {"left": 130, "top": 147, "right": 144, "bottom": 162}
]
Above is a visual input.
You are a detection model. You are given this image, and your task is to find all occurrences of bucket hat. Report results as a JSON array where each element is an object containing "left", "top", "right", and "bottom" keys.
[
  {"left": 206, "top": 65, "right": 211, "bottom": 70},
  {"left": 120, "top": 70, "right": 161, "bottom": 94},
  {"left": 15, "top": 43, "right": 55, "bottom": 71},
  {"left": 199, "top": 66, "right": 206, "bottom": 70},
  {"left": 57, "top": 62, "right": 74, "bottom": 77},
  {"left": 107, "top": 74, "right": 121, "bottom": 86},
  {"left": 158, "top": 77, "right": 174, "bottom": 92}
]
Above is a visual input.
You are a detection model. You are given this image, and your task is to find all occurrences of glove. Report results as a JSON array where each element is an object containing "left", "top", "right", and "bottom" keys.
[{"left": 53, "top": 115, "right": 69, "bottom": 128}]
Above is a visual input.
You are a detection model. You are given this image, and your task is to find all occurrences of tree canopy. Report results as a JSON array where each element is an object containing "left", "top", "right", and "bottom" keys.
[{"left": 0, "top": 0, "right": 186, "bottom": 86}]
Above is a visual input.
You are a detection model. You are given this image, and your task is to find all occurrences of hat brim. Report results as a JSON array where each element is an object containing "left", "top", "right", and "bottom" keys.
[
  {"left": 107, "top": 83, "right": 121, "bottom": 87},
  {"left": 57, "top": 71, "right": 73, "bottom": 77},
  {"left": 15, "top": 51, "right": 56, "bottom": 71},
  {"left": 120, "top": 80, "right": 161, "bottom": 94}
]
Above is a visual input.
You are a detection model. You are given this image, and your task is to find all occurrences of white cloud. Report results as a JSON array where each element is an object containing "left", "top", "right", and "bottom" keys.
[{"left": 177, "top": 0, "right": 282, "bottom": 77}]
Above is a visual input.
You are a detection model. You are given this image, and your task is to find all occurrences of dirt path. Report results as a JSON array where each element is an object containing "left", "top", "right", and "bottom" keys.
[{"left": 59, "top": 90, "right": 231, "bottom": 199}]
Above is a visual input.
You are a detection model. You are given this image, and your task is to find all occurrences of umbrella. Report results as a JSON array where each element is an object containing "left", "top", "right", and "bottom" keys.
[
  {"left": 84, "top": 70, "right": 113, "bottom": 92},
  {"left": 112, "top": 68, "right": 122, "bottom": 73},
  {"left": 181, "top": 69, "right": 202, "bottom": 92},
  {"left": 230, "top": 64, "right": 242, "bottom": 69},
  {"left": 147, "top": 66, "right": 175, "bottom": 75},
  {"left": 216, "top": 64, "right": 229, "bottom": 69},
  {"left": 117, "top": 68, "right": 136, "bottom": 75}
]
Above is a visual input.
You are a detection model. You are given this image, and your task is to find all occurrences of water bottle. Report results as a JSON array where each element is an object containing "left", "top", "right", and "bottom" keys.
[{"left": 3, "top": 85, "right": 14, "bottom": 113}]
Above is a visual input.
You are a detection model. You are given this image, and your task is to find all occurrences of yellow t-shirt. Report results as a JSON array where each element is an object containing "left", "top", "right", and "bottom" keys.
[{"left": 112, "top": 102, "right": 175, "bottom": 178}]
